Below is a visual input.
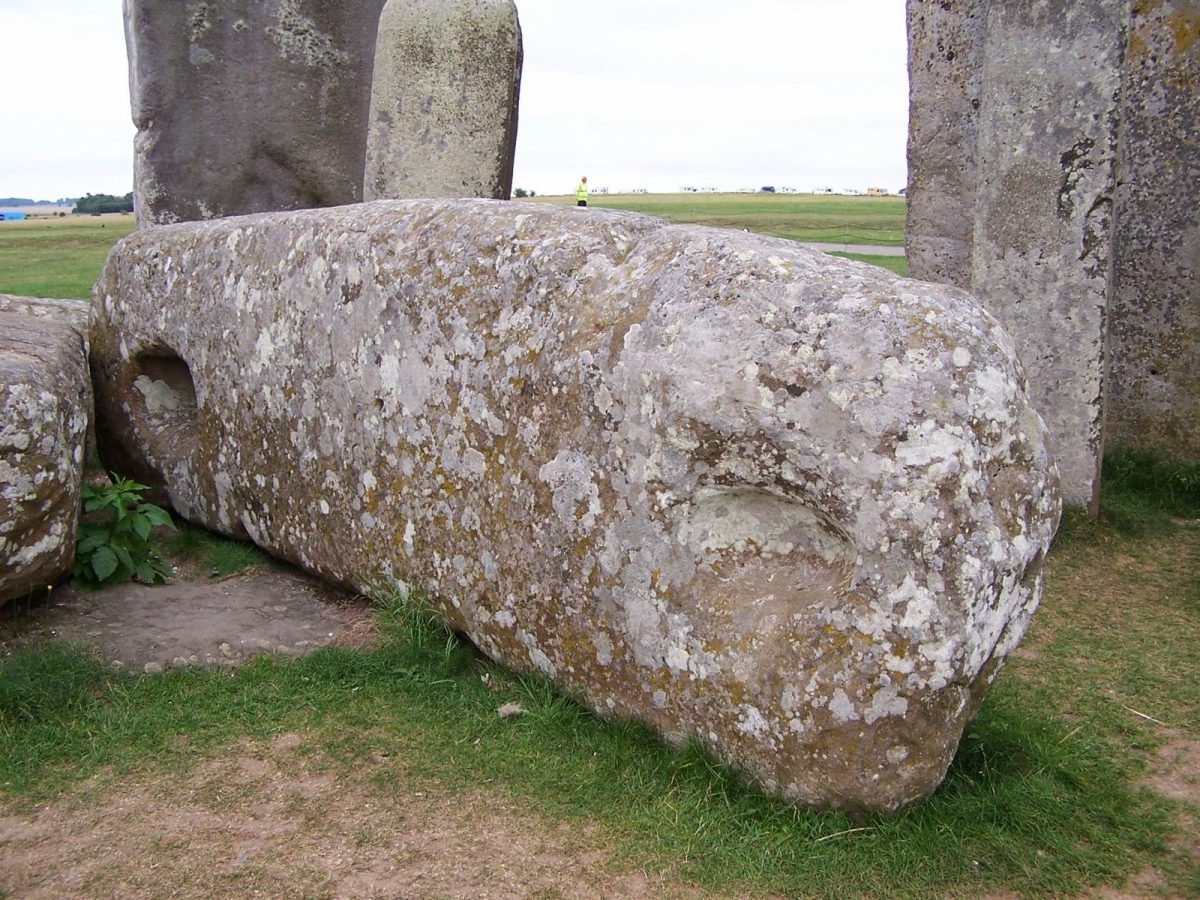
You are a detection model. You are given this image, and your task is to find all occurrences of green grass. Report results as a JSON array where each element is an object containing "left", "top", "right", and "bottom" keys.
[
  {"left": 533, "top": 192, "right": 907, "bottom": 246},
  {"left": 0, "top": 214, "right": 135, "bottom": 300},
  {"left": 829, "top": 252, "right": 909, "bottom": 277},
  {"left": 163, "top": 521, "right": 273, "bottom": 579},
  {"left": 2, "top": 548, "right": 1194, "bottom": 896},
  {"left": 1099, "top": 447, "right": 1200, "bottom": 530}
]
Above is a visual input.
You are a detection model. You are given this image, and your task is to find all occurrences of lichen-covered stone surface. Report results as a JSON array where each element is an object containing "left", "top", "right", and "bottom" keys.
[
  {"left": 0, "top": 294, "right": 89, "bottom": 329},
  {"left": 0, "top": 306, "right": 90, "bottom": 605},
  {"left": 124, "top": 0, "right": 388, "bottom": 226},
  {"left": 364, "top": 0, "right": 522, "bottom": 201},
  {"left": 90, "top": 200, "right": 1060, "bottom": 813},
  {"left": 0, "top": 294, "right": 95, "bottom": 459},
  {"left": 1107, "top": 0, "right": 1200, "bottom": 461}
]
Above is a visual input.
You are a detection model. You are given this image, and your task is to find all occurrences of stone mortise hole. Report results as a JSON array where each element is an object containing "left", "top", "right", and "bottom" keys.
[
  {"left": 131, "top": 349, "right": 200, "bottom": 455},
  {"left": 680, "top": 488, "right": 858, "bottom": 602}
]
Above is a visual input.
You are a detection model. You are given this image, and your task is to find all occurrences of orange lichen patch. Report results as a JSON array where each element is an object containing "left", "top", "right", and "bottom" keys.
[{"left": 1168, "top": 8, "right": 1200, "bottom": 54}]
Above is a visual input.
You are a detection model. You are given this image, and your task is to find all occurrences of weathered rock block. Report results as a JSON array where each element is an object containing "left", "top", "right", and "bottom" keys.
[
  {"left": 90, "top": 200, "right": 1060, "bottom": 812},
  {"left": 0, "top": 302, "right": 90, "bottom": 605},
  {"left": 971, "top": 0, "right": 1125, "bottom": 510},
  {"left": 1107, "top": 0, "right": 1200, "bottom": 461},
  {"left": 908, "top": 0, "right": 1200, "bottom": 495},
  {"left": 124, "top": 0, "right": 388, "bottom": 226},
  {"left": 364, "top": 0, "right": 522, "bottom": 201}
]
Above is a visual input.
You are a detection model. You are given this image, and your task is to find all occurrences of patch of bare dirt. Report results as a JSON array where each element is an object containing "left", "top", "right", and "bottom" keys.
[
  {"left": 1148, "top": 739, "right": 1200, "bottom": 806},
  {"left": 0, "top": 733, "right": 706, "bottom": 899},
  {"left": 0, "top": 564, "right": 376, "bottom": 673},
  {"left": 1142, "top": 735, "right": 1200, "bottom": 892}
]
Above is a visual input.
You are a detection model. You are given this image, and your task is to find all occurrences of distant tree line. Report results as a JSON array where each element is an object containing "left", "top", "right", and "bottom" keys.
[
  {"left": 73, "top": 193, "right": 134, "bottom": 215},
  {"left": 0, "top": 197, "right": 78, "bottom": 207}
]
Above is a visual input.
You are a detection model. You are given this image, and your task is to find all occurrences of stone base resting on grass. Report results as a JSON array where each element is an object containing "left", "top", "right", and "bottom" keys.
[
  {"left": 90, "top": 199, "right": 1061, "bottom": 813},
  {"left": 0, "top": 296, "right": 91, "bottom": 605}
]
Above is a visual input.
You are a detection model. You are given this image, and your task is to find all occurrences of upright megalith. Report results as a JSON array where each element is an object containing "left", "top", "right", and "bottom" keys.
[
  {"left": 364, "top": 0, "right": 522, "bottom": 200},
  {"left": 1107, "top": 0, "right": 1200, "bottom": 460},
  {"left": 905, "top": 0, "right": 985, "bottom": 289},
  {"left": 124, "top": 0, "right": 388, "bottom": 226},
  {"left": 907, "top": 0, "right": 1200, "bottom": 503},
  {"left": 90, "top": 199, "right": 1060, "bottom": 813},
  {"left": 907, "top": 0, "right": 1125, "bottom": 510},
  {"left": 0, "top": 297, "right": 91, "bottom": 605},
  {"left": 971, "top": 0, "right": 1126, "bottom": 511}
]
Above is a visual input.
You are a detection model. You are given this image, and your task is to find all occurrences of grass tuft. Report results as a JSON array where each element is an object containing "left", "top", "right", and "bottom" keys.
[
  {"left": 0, "top": 643, "right": 111, "bottom": 727},
  {"left": 163, "top": 522, "right": 272, "bottom": 578},
  {"left": 1102, "top": 447, "right": 1200, "bottom": 528}
]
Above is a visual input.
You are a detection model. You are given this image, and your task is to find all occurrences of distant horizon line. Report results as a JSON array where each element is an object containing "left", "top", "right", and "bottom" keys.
[{"left": 1, "top": 186, "right": 909, "bottom": 208}]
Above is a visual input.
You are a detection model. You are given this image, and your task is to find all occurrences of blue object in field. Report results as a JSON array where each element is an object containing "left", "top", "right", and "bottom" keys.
[{"left": 1, "top": 211, "right": 27, "bottom": 221}]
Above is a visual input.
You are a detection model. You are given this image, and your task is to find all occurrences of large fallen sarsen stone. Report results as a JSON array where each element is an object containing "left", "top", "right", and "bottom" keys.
[
  {"left": 1, "top": 298, "right": 91, "bottom": 605},
  {"left": 90, "top": 200, "right": 1061, "bottom": 813}
]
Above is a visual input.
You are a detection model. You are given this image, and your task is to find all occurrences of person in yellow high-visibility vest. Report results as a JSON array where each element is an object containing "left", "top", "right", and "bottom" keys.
[{"left": 576, "top": 176, "right": 588, "bottom": 207}]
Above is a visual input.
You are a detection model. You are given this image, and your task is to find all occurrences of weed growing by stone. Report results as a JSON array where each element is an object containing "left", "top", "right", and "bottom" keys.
[{"left": 73, "top": 477, "right": 175, "bottom": 589}]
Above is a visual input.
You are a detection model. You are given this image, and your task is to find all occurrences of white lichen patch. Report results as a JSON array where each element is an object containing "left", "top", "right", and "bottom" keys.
[{"left": 133, "top": 376, "right": 182, "bottom": 414}]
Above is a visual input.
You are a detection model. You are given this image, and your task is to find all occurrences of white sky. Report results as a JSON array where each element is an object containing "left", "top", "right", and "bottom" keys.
[{"left": 0, "top": 0, "right": 909, "bottom": 201}]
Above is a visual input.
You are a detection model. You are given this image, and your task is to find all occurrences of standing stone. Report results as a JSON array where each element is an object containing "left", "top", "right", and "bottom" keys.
[
  {"left": 905, "top": 0, "right": 986, "bottom": 288},
  {"left": 364, "top": 0, "right": 522, "bottom": 200},
  {"left": 969, "top": 0, "right": 1126, "bottom": 511},
  {"left": 124, "top": 0, "right": 388, "bottom": 226},
  {"left": 90, "top": 200, "right": 1060, "bottom": 813},
  {"left": 907, "top": 0, "right": 1128, "bottom": 510},
  {"left": 0, "top": 305, "right": 90, "bottom": 605},
  {"left": 1106, "top": 0, "right": 1200, "bottom": 460}
]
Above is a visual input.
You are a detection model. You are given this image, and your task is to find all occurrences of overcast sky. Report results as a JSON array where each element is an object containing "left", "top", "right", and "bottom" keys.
[{"left": 0, "top": 0, "right": 909, "bottom": 201}]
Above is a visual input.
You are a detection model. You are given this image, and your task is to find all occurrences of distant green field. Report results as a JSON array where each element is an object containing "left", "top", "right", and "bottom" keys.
[
  {"left": 0, "top": 197, "right": 907, "bottom": 303},
  {"left": 531, "top": 192, "right": 906, "bottom": 247},
  {"left": 829, "top": 252, "right": 908, "bottom": 277},
  {"left": 0, "top": 214, "right": 135, "bottom": 300}
]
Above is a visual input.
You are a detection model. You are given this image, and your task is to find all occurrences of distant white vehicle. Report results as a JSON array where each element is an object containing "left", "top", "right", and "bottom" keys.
[
  {"left": 842, "top": 188, "right": 863, "bottom": 196},
  {"left": 812, "top": 187, "right": 834, "bottom": 194}
]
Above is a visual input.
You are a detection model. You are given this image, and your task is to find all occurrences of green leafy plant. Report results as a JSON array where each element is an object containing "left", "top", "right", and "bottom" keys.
[{"left": 73, "top": 476, "right": 176, "bottom": 589}]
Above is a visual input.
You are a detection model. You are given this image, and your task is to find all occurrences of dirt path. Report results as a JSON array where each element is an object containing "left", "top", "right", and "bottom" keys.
[{"left": 0, "top": 732, "right": 700, "bottom": 899}]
